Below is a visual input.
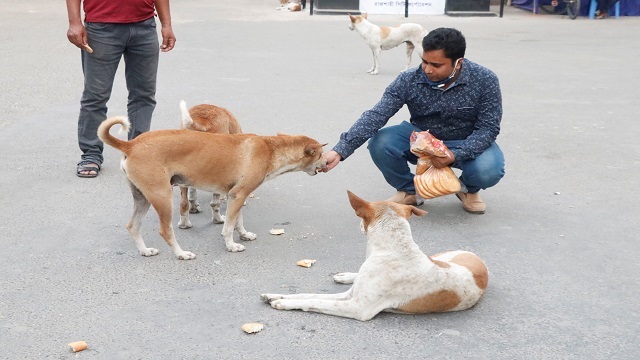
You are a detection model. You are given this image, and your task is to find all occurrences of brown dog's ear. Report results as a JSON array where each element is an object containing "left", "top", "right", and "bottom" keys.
[
  {"left": 276, "top": 132, "right": 290, "bottom": 137},
  {"left": 304, "top": 143, "right": 324, "bottom": 156}
]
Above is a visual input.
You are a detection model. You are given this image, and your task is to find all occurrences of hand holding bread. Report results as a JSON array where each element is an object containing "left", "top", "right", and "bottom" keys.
[{"left": 410, "top": 131, "right": 462, "bottom": 199}]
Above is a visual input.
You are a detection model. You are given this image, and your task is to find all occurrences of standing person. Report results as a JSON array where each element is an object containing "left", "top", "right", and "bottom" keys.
[
  {"left": 322, "top": 28, "right": 504, "bottom": 214},
  {"left": 66, "top": 0, "right": 176, "bottom": 178},
  {"left": 595, "top": 0, "right": 611, "bottom": 18}
]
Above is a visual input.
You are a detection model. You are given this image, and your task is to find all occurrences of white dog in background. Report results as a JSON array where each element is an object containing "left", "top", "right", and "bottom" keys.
[
  {"left": 348, "top": 13, "right": 428, "bottom": 75},
  {"left": 277, "top": 0, "right": 302, "bottom": 11},
  {"left": 261, "top": 191, "right": 489, "bottom": 321}
]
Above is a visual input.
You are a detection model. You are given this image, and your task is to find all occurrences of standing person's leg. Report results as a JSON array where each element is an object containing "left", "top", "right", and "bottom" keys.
[
  {"left": 124, "top": 17, "right": 160, "bottom": 140},
  {"left": 596, "top": 0, "right": 609, "bottom": 17},
  {"left": 368, "top": 121, "right": 422, "bottom": 205},
  {"left": 77, "top": 23, "right": 127, "bottom": 177}
]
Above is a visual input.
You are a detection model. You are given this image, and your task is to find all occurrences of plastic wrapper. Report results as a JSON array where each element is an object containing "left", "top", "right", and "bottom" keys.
[{"left": 410, "top": 131, "right": 463, "bottom": 199}]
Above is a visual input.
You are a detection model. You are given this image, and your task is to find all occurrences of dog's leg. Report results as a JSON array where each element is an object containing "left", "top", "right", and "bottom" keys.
[
  {"left": 333, "top": 272, "right": 358, "bottom": 284},
  {"left": 261, "top": 290, "right": 352, "bottom": 303},
  {"left": 405, "top": 42, "right": 415, "bottom": 71},
  {"left": 148, "top": 184, "right": 196, "bottom": 260},
  {"left": 178, "top": 186, "right": 193, "bottom": 229},
  {"left": 269, "top": 297, "right": 382, "bottom": 321},
  {"left": 235, "top": 208, "right": 257, "bottom": 241},
  {"left": 369, "top": 47, "right": 381, "bottom": 75},
  {"left": 188, "top": 187, "right": 201, "bottom": 213},
  {"left": 210, "top": 193, "right": 225, "bottom": 224},
  {"left": 221, "top": 192, "right": 252, "bottom": 252},
  {"left": 126, "top": 181, "right": 158, "bottom": 257}
]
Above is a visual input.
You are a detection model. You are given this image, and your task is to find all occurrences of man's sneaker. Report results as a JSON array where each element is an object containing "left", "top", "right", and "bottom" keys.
[
  {"left": 387, "top": 191, "right": 424, "bottom": 206},
  {"left": 455, "top": 192, "right": 486, "bottom": 214}
]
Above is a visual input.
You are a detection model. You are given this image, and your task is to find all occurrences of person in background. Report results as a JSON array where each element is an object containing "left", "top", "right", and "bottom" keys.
[
  {"left": 322, "top": 28, "right": 505, "bottom": 214},
  {"left": 595, "top": 0, "right": 611, "bottom": 18},
  {"left": 66, "top": 0, "right": 176, "bottom": 177}
]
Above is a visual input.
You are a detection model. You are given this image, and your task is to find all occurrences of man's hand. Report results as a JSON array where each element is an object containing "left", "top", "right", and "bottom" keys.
[
  {"left": 322, "top": 150, "right": 342, "bottom": 172},
  {"left": 67, "top": 22, "right": 87, "bottom": 49},
  {"left": 430, "top": 148, "right": 455, "bottom": 168},
  {"left": 160, "top": 26, "right": 176, "bottom": 52}
]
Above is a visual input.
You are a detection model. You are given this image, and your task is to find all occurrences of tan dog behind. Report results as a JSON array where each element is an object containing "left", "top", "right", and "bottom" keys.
[
  {"left": 97, "top": 116, "right": 327, "bottom": 259},
  {"left": 261, "top": 191, "right": 488, "bottom": 321},
  {"left": 276, "top": 0, "right": 302, "bottom": 11},
  {"left": 348, "top": 13, "right": 428, "bottom": 75},
  {"left": 178, "top": 100, "right": 242, "bottom": 227}
]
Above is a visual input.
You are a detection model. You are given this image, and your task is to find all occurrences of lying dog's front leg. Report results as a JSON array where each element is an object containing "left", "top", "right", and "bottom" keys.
[
  {"left": 333, "top": 272, "right": 358, "bottom": 284},
  {"left": 269, "top": 297, "right": 380, "bottom": 321},
  {"left": 261, "top": 290, "right": 351, "bottom": 303},
  {"left": 221, "top": 193, "right": 252, "bottom": 252}
]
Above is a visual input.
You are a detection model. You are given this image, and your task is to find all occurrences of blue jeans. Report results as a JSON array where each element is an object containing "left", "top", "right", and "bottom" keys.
[
  {"left": 368, "top": 121, "right": 505, "bottom": 194},
  {"left": 77, "top": 17, "right": 159, "bottom": 165}
]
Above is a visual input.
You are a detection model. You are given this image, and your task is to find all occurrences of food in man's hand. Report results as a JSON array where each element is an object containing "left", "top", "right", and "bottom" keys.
[{"left": 410, "top": 131, "right": 461, "bottom": 199}]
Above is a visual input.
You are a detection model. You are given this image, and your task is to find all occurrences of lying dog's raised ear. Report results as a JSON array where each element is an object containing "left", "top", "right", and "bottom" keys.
[
  {"left": 347, "top": 190, "right": 365, "bottom": 210},
  {"left": 304, "top": 143, "right": 327, "bottom": 156},
  {"left": 276, "top": 132, "right": 290, "bottom": 137},
  {"left": 347, "top": 190, "right": 373, "bottom": 226}
]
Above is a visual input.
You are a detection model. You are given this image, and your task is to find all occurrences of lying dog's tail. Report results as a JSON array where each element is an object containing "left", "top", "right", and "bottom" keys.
[
  {"left": 180, "top": 100, "right": 194, "bottom": 129},
  {"left": 97, "top": 116, "right": 132, "bottom": 154}
]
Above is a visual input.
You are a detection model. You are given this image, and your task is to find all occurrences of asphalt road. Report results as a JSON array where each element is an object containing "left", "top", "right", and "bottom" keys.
[{"left": 1, "top": 1, "right": 639, "bottom": 359}]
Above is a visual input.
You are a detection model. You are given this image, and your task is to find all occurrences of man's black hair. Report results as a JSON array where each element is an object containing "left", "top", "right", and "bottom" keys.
[{"left": 422, "top": 28, "right": 466, "bottom": 63}]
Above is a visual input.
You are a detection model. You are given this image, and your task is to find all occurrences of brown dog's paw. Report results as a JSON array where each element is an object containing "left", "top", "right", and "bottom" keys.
[
  {"left": 177, "top": 251, "right": 196, "bottom": 260},
  {"left": 140, "top": 248, "right": 159, "bottom": 257},
  {"left": 226, "top": 243, "right": 246, "bottom": 252},
  {"left": 240, "top": 232, "right": 257, "bottom": 241}
]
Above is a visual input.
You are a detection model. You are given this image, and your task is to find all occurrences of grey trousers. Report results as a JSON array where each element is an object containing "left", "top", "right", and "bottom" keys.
[{"left": 77, "top": 17, "right": 159, "bottom": 165}]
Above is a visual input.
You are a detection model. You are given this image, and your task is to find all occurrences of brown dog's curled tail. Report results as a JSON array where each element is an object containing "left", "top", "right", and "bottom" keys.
[{"left": 97, "top": 116, "right": 132, "bottom": 154}]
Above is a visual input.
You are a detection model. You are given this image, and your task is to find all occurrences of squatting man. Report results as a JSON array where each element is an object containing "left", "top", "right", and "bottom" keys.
[{"left": 322, "top": 27, "right": 505, "bottom": 214}]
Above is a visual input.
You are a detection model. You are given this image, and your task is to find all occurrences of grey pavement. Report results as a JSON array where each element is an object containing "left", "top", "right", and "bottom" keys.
[{"left": 1, "top": 0, "right": 639, "bottom": 358}]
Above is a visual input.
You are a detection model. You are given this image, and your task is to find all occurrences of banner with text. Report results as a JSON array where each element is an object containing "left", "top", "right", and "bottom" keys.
[{"left": 359, "top": 0, "right": 446, "bottom": 15}]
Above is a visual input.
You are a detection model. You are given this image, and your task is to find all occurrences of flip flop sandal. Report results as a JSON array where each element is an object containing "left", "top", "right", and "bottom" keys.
[{"left": 76, "top": 160, "right": 101, "bottom": 178}]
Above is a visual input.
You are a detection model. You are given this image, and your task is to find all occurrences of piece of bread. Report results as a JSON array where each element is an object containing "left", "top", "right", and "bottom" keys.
[
  {"left": 68, "top": 341, "right": 87, "bottom": 352},
  {"left": 242, "top": 323, "right": 264, "bottom": 334},
  {"left": 414, "top": 166, "right": 460, "bottom": 199}
]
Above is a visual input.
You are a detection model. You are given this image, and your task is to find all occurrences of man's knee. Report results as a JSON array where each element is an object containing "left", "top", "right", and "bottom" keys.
[
  {"left": 368, "top": 127, "right": 405, "bottom": 159},
  {"left": 462, "top": 160, "right": 504, "bottom": 189}
]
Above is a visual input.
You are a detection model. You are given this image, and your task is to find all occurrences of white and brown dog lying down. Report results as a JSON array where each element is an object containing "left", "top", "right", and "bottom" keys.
[
  {"left": 97, "top": 116, "right": 327, "bottom": 259},
  {"left": 178, "top": 100, "right": 242, "bottom": 227},
  {"left": 261, "top": 191, "right": 488, "bottom": 321}
]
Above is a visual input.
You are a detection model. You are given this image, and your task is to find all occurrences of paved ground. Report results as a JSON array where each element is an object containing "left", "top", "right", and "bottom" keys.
[{"left": 1, "top": 1, "right": 639, "bottom": 359}]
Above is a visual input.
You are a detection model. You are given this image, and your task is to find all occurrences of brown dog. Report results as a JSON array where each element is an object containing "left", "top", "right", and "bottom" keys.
[
  {"left": 97, "top": 116, "right": 327, "bottom": 259},
  {"left": 178, "top": 100, "right": 242, "bottom": 227}
]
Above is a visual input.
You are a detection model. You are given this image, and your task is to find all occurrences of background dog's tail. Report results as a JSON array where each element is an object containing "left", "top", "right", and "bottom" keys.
[
  {"left": 180, "top": 100, "right": 194, "bottom": 129},
  {"left": 97, "top": 116, "right": 132, "bottom": 154}
]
